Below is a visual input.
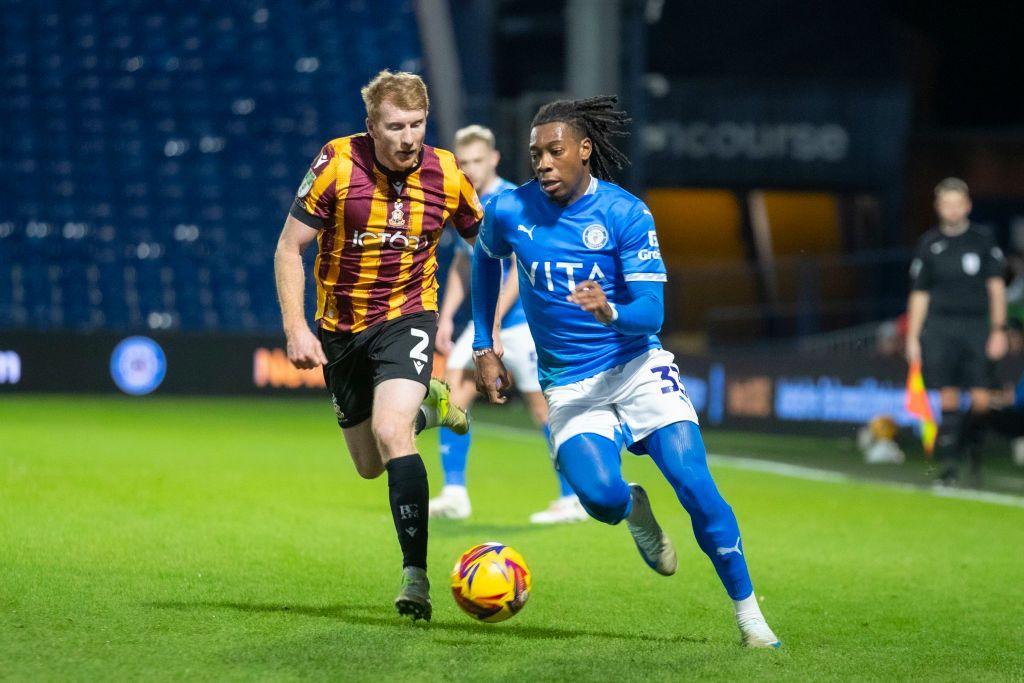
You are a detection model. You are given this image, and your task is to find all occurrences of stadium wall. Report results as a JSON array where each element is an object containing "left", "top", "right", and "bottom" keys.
[{"left": 3, "top": 331, "right": 1020, "bottom": 436}]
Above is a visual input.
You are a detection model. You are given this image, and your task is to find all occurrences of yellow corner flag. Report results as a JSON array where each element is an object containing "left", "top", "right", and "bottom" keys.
[{"left": 905, "top": 361, "right": 937, "bottom": 456}]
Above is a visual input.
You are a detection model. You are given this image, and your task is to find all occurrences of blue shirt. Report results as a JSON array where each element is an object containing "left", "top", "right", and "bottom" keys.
[
  {"left": 477, "top": 178, "right": 666, "bottom": 389},
  {"left": 458, "top": 177, "right": 527, "bottom": 328}
]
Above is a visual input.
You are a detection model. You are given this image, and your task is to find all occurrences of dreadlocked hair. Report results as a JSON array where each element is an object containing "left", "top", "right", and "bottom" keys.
[{"left": 531, "top": 95, "right": 631, "bottom": 181}]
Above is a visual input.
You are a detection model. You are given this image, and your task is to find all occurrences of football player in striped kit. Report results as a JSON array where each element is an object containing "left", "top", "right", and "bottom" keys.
[{"left": 274, "top": 70, "right": 481, "bottom": 621}]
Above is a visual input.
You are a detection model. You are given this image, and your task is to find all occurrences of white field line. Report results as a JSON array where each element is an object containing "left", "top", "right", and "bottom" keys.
[{"left": 471, "top": 422, "right": 1024, "bottom": 510}]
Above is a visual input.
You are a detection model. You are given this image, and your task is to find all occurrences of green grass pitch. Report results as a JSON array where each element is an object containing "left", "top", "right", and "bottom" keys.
[{"left": 2, "top": 396, "right": 1022, "bottom": 680}]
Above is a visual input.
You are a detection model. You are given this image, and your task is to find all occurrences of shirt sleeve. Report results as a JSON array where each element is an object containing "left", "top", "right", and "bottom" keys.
[
  {"left": 288, "top": 143, "right": 338, "bottom": 229},
  {"left": 909, "top": 238, "right": 933, "bottom": 291},
  {"left": 471, "top": 241, "right": 504, "bottom": 350},
  {"left": 448, "top": 167, "right": 484, "bottom": 240},
  {"left": 476, "top": 195, "right": 512, "bottom": 259},
  {"left": 618, "top": 202, "right": 667, "bottom": 282},
  {"left": 609, "top": 280, "right": 664, "bottom": 335},
  {"left": 983, "top": 236, "right": 1007, "bottom": 279}
]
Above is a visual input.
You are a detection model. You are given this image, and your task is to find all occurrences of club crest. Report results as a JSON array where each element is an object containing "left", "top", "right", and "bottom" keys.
[
  {"left": 388, "top": 198, "right": 406, "bottom": 228},
  {"left": 583, "top": 224, "right": 608, "bottom": 250}
]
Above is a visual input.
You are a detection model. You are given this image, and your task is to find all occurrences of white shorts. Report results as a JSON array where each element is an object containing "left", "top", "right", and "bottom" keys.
[
  {"left": 448, "top": 322, "right": 541, "bottom": 393},
  {"left": 544, "top": 348, "right": 699, "bottom": 455}
]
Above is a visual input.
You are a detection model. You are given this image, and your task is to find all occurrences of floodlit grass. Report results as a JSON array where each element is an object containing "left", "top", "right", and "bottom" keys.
[{"left": 2, "top": 396, "right": 1022, "bottom": 680}]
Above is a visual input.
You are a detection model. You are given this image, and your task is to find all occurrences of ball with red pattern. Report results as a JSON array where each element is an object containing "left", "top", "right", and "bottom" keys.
[{"left": 450, "top": 541, "right": 532, "bottom": 623}]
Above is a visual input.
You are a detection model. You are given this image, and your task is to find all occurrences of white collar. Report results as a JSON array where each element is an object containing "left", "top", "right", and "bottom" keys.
[{"left": 566, "top": 176, "right": 598, "bottom": 207}]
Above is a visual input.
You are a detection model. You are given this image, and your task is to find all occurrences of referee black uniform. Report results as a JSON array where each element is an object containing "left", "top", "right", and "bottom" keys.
[
  {"left": 910, "top": 223, "right": 1006, "bottom": 479},
  {"left": 911, "top": 224, "right": 1005, "bottom": 388}
]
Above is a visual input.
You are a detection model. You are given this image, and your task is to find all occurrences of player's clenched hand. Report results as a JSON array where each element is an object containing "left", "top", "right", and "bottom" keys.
[
  {"left": 986, "top": 329, "right": 1008, "bottom": 361},
  {"left": 568, "top": 280, "right": 615, "bottom": 324},
  {"left": 286, "top": 326, "right": 328, "bottom": 369},
  {"left": 473, "top": 350, "right": 513, "bottom": 404}
]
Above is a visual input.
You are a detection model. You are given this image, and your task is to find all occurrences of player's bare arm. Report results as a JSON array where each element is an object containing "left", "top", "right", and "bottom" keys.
[
  {"left": 986, "top": 276, "right": 1008, "bottom": 360},
  {"left": 905, "top": 290, "right": 929, "bottom": 364},
  {"left": 274, "top": 214, "right": 328, "bottom": 369}
]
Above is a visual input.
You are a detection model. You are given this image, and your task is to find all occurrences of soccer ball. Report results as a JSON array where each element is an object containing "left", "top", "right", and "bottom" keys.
[{"left": 450, "top": 542, "right": 531, "bottom": 623}]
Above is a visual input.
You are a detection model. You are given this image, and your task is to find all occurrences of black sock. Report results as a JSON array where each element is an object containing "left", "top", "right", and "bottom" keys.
[
  {"left": 936, "top": 410, "right": 963, "bottom": 479},
  {"left": 386, "top": 454, "right": 429, "bottom": 569},
  {"left": 963, "top": 410, "right": 989, "bottom": 476},
  {"left": 413, "top": 409, "right": 427, "bottom": 435},
  {"left": 962, "top": 410, "right": 989, "bottom": 448}
]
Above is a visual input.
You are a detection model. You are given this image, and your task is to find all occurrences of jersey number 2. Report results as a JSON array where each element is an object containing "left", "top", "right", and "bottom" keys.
[{"left": 409, "top": 329, "right": 429, "bottom": 375}]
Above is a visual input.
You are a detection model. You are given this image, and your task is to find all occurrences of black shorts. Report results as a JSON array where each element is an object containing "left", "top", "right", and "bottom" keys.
[
  {"left": 319, "top": 311, "right": 437, "bottom": 428},
  {"left": 921, "top": 316, "right": 993, "bottom": 390}
]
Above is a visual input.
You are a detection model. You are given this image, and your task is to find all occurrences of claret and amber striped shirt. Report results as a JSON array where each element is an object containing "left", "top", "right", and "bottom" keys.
[{"left": 289, "top": 133, "right": 483, "bottom": 333}]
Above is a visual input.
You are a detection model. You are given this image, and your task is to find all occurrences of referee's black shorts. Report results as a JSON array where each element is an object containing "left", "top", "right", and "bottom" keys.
[
  {"left": 318, "top": 311, "right": 437, "bottom": 428},
  {"left": 921, "top": 315, "right": 994, "bottom": 390}
]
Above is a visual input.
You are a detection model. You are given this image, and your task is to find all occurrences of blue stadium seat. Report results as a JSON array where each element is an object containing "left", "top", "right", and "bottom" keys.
[{"left": 1, "top": 0, "right": 422, "bottom": 332}]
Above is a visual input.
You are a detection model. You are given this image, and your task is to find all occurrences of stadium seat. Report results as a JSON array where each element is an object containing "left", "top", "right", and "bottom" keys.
[{"left": 1, "top": 1, "right": 421, "bottom": 332}]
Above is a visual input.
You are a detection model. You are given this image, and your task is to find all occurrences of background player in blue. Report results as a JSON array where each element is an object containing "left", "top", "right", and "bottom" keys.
[
  {"left": 470, "top": 96, "right": 781, "bottom": 648},
  {"left": 430, "top": 125, "right": 587, "bottom": 524}
]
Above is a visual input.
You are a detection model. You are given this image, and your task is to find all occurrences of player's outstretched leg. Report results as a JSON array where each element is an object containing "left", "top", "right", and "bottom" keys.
[
  {"left": 557, "top": 433, "right": 676, "bottom": 575},
  {"left": 375, "top": 379, "right": 433, "bottom": 621},
  {"left": 387, "top": 451, "right": 432, "bottom": 621},
  {"left": 645, "top": 421, "right": 779, "bottom": 648}
]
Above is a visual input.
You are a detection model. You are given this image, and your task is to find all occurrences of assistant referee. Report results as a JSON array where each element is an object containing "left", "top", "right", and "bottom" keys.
[{"left": 906, "top": 178, "right": 1008, "bottom": 486}]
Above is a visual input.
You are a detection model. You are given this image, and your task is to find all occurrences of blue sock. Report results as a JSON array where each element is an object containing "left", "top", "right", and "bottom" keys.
[
  {"left": 439, "top": 427, "right": 470, "bottom": 487},
  {"left": 543, "top": 423, "right": 575, "bottom": 497},
  {"left": 556, "top": 433, "right": 631, "bottom": 524},
  {"left": 644, "top": 421, "right": 753, "bottom": 600}
]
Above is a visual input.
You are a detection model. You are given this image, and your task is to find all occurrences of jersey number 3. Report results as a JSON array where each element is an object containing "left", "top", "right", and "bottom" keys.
[{"left": 651, "top": 364, "right": 689, "bottom": 400}]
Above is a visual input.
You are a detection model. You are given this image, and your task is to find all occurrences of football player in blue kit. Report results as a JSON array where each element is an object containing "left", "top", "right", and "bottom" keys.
[
  {"left": 431, "top": 125, "right": 586, "bottom": 524},
  {"left": 470, "top": 96, "right": 781, "bottom": 648}
]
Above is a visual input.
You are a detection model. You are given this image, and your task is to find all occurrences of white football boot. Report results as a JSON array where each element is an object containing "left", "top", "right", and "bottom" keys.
[
  {"left": 428, "top": 485, "right": 471, "bottom": 519},
  {"left": 738, "top": 616, "right": 781, "bottom": 648},
  {"left": 529, "top": 495, "right": 589, "bottom": 524},
  {"left": 734, "top": 593, "right": 781, "bottom": 648},
  {"left": 625, "top": 483, "right": 677, "bottom": 576}
]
